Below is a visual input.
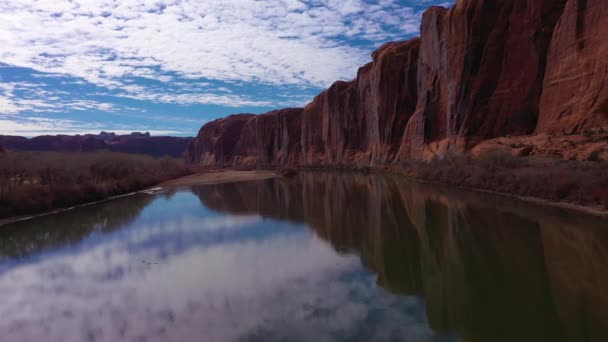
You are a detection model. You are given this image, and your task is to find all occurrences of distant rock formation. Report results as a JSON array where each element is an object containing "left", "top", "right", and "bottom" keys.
[
  {"left": 186, "top": 0, "right": 608, "bottom": 166},
  {"left": 0, "top": 132, "right": 192, "bottom": 158}
]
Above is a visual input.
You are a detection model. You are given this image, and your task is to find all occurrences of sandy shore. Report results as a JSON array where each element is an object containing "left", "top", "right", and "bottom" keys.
[{"left": 160, "top": 170, "right": 279, "bottom": 188}]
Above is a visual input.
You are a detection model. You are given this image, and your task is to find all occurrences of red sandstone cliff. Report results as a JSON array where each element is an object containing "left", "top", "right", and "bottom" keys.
[
  {"left": 186, "top": 0, "right": 608, "bottom": 167},
  {"left": 399, "top": 0, "right": 568, "bottom": 160},
  {"left": 186, "top": 109, "right": 303, "bottom": 166},
  {"left": 537, "top": 0, "right": 608, "bottom": 133},
  {"left": 301, "top": 39, "right": 420, "bottom": 165}
]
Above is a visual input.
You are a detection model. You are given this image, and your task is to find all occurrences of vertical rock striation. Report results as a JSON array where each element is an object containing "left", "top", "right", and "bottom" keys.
[
  {"left": 399, "top": 0, "right": 568, "bottom": 160},
  {"left": 233, "top": 108, "right": 303, "bottom": 167},
  {"left": 186, "top": 109, "right": 303, "bottom": 167},
  {"left": 302, "top": 39, "right": 421, "bottom": 166},
  {"left": 186, "top": 114, "right": 255, "bottom": 165},
  {"left": 537, "top": 0, "right": 608, "bottom": 133},
  {"left": 186, "top": 0, "right": 607, "bottom": 167}
]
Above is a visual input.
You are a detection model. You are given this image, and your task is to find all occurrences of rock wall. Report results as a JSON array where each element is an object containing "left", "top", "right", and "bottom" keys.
[
  {"left": 186, "top": 109, "right": 303, "bottom": 167},
  {"left": 187, "top": 0, "right": 607, "bottom": 166},
  {"left": 186, "top": 114, "right": 254, "bottom": 165},
  {"left": 301, "top": 39, "right": 421, "bottom": 165},
  {"left": 233, "top": 108, "right": 303, "bottom": 167},
  {"left": 398, "top": 0, "right": 568, "bottom": 160},
  {"left": 537, "top": 0, "right": 608, "bottom": 133}
]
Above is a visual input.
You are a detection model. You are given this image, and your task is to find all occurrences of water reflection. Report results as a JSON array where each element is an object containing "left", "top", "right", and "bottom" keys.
[
  {"left": 0, "top": 193, "right": 156, "bottom": 264},
  {"left": 194, "top": 173, "right": 608, "bottom": 342},
  {"left": 0, "top": 173, "right": 606, "bottom": 341}
]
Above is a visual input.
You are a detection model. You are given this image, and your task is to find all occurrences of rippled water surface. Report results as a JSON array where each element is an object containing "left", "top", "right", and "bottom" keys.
[{"left": 1, "top": 173, "right": 608, "bottom": 342}]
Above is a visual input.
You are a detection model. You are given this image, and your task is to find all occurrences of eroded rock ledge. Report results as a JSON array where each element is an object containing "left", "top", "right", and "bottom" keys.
[{"left": 186, "top": 0, "right": 608, "bottom": 167}]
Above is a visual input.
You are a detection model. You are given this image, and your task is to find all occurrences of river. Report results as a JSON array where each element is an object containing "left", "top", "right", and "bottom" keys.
[{"left": 1, "top": 172, "right": 607, "bottom": 342}]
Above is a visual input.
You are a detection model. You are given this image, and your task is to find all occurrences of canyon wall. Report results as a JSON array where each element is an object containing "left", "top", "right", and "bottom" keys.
[
  {"left": 537, "top": 0, "right": 608, "bottom": 133},
  {"left": 186, "top": 0, "right": 608, "bottom": 166},
  {"left": 186, "top": 109, "right": 302, "bottom": 167}
]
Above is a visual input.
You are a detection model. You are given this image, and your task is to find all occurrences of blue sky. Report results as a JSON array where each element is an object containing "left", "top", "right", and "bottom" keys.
[{"left": 0, "top": 0, "right": 452, "bottom": 137}]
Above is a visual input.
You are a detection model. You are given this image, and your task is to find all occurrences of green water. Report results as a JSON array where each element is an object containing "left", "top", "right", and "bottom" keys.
[{"left": 1, "top": 173, "right": 607, "bottom": 342}]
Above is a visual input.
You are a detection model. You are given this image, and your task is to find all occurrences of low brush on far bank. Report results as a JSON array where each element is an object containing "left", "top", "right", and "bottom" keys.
[
  {"left": 0, "top": 151, "right": 195, "bottom": 220},
  {"left": 393, "top": 151, "right": 608, "bottom": 214}
]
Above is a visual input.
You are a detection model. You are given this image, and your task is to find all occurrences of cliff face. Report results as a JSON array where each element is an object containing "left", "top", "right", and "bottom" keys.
[
  {"left": 186, "top": 109, "right": 303, "bottom": 167},
  {"left": 186, "top": 114, "right": 254, "bottom": 165},
  {"left": 302, "top": 39, "right": 421, "bottom": 165},
  {"left": 233, "top": 108, "right": 303, "bottom": 167},
  {"left": 399, "top": 0, "right": 568, "bottom": 160},
  {"left": 187, "top": 0, "right": 608, "bottom": 166},
  {"left": 537, "top": 0, "right": 608, "bottom": 133}
]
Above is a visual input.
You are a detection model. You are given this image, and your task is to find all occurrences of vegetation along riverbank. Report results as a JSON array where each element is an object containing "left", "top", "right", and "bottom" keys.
[{"left": 0, "top": 151, "right": 194, "bottom": 220}]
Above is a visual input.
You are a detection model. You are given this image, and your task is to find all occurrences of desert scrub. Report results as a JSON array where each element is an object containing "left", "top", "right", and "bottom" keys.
[
  {"left": 0, "top": 151, "right": 193, "bottom": 219},
  {"left": 399, "top": 151, "right": 608, "bottom": 210}
]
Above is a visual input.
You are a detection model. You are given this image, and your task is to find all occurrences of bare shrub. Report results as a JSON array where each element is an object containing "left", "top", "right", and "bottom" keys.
[
  {"left": 0, "top": 151, "right": 193, "bottom": 218},
  {"left": 399, "top": 152, "right": 608, "bottom": 210}
]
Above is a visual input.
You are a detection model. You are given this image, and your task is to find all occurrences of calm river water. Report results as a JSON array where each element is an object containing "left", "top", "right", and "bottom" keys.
[{"left": 1, "top": 173, "right": 607, "bottom": 342}]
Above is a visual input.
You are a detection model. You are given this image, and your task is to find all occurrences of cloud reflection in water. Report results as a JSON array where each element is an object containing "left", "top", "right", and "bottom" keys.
[{"left": 0, "top": 190, "right": 441, "bottom": 342}]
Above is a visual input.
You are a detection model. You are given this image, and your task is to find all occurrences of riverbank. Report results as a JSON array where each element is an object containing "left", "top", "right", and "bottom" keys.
[
  {"left": 389, "top": 153, "right": 608, "bottom": 217},
  {"left": 0, "top": 151, "right": 193, "bottom": 222},
  {"left": 3, "top": 157, "right": 606, "bottom": 226},
  {"left": 172, "top": 164, "right": 608, "bottom": 217},
  {"left": 0, "top": 169, "right": 279, "bottom": 227},
  {"left": 405, "top": 176, "right": 608, "bottom": 217},
  {"left": 160, "top": 170, "right": 278, "bottom": 188}
]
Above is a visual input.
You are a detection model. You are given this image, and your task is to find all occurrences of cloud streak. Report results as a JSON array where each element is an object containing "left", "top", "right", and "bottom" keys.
[
  {"left": 0, "top": 0, "right": 436, "bottom": 90},
  {"left": 0, "top": 116, "right": 181, "bottom": 136}
]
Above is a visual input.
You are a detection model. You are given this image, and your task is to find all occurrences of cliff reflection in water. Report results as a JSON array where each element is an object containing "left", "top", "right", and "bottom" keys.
[{"left": 193, "top": 173, "right": 608, "bottom": 342}]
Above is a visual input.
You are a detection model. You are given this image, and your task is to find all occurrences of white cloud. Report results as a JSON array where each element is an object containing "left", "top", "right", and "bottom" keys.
[
  {"left": 0, "top": 117, "right": 182, "bottom": 136},
  {"left": 0, "top": 0, "right": 435, "bottom": 92},
  {"left": 113, "top": 89, "right": 302, "bottom": 108},
  {"left": 0, "top": 80, "right": 122, "bottom": 114},
  {"left": 0, "top": 96, "right": 20, "bottom": 114}
]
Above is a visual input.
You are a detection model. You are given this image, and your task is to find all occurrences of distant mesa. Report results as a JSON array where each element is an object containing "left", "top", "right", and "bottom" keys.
[
  {"left": 186, "top": 0, "right": 608, "bottom": 167},
  {"left": 0, "top": 131, "right": 192, "bottom": 158}
]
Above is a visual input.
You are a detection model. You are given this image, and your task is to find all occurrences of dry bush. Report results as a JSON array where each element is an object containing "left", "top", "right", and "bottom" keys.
[
  {"left": 401, "top": 151, "right": 608, "bottom": 209},
  {"left": 0, "top": 151, "right": 193, "bottom": 218}
]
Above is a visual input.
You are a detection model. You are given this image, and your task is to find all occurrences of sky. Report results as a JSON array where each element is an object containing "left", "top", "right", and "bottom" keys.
[{"left": 0, "top": 0, "right": 453, "bottom": 137}]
